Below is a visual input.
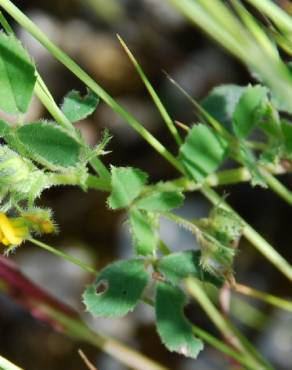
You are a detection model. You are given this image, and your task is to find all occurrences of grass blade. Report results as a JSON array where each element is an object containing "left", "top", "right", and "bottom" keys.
[{"left": 117, "top": 35, "right": 182, "bottom": 146}]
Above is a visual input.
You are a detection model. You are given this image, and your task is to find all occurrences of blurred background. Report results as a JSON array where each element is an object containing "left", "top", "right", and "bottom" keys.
[{"left": 0, "top": 0, "right": 292, "bottom": 369}]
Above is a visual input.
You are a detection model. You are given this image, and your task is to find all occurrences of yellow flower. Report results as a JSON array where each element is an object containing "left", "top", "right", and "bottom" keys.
[
  {"left": 22, "top": 212, "right": 55, "bottom": 234},
  {"left": 0, "top": 213, "right": 29, "bottom": 246}
]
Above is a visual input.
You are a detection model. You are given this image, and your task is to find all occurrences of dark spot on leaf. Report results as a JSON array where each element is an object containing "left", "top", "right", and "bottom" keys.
[
  {"left": 96, "top": 279, "right": 108, "bottom": 294},
  {"left": 122, "top": 290, "right": 127, "bottom": 295}
]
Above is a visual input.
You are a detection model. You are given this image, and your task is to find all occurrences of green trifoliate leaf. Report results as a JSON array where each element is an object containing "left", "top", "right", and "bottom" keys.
[
  {"left": 201, "top": 84, "right": 245, "bottom": 130},
  {"left": 61, "top": 89, "right": 99, "bottom": 123},
  {"left": 135, "top": 191, "right": 184, "bottom": 212},
  {"left": 179, "top": 124, "right": 228, "bottom": 182},
  {"left": 155, "top": 283, "right": 204, "bottom": 359},
  {"left": 0, "top": 32, "right": 36, "bottom": 114},
  {"left": 129, "top": 208, "right": 158, "bottom": 256},
  {"left": 232, "top": 85, "right": 268, "bottom": 139},
  {"left": 15, "top": 122, "right": 81, "bottom": 169},
  {"left": 83, "top": 259, "right": 149, "bottom": 317},
  {"left": 157, "top": 250, "right": 223, "bottom": 287},
  {"left": 108, "top": 166, "right": 148, "bottom": 209}
]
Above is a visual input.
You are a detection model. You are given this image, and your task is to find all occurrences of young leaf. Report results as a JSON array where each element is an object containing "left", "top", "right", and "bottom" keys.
[
  {"left": 135, "top": 191, "right": 184, "bottom": 212},
  {"left": 0, "top": 32, "right": 36, "bottom": 114},
  {"left": 61, "top": 89, "right": 99, "bottom": 123},
  {"left": 157, "top": 250, "right": 223, "bottom": 287},
  {"left": 155, "top": 282, "right": 204, "bottom": 359},
  {"left": 129, "top": 208, "right": 158, "bottom": 256},
  {"left": 83, "top": 259, "right": 149, "bottom": 317},
  {"left": 198, "top": 232, "right": 236, "bottom": 279},
  {"left": 201, "top": 84, "right": 245, "bottom": 129},
  {"left": 179, "top": 124, "right": 228, "bottom": 182},
  {"left": 202, "top": 207, "right": 243, "bottom": 248},
  {"left": 16, "top": 122, "right": 81, "bottom": 169},
  {"left": 232, "top": 85, "right": 268, "bottom": 138},
  {"left": 197, "top": 206, "right": 243, "bottom": 278},
  {"left": 108, "top": 166, "right": 148, "bottom": 209}
]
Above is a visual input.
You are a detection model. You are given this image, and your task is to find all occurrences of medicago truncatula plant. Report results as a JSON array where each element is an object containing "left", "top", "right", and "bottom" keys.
[{"left": 0, "top": 0, "right": 291, "bottom": 369}]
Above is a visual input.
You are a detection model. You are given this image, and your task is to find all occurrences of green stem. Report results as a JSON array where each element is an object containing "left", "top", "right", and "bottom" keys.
[
  {"left": 186, "top": 278, "right": 272, "bottom": 370},
  {"left": 246, "top": 0, "right": 292, "bottom": 34},
  {"left": 161, "top": 164, "right": 289, "bottom": 192},
  {"left": 86, "top": 174, "right": 111, "bottom": 191},
  {"left": 0, "top": 0, "right": 183, "bottom": 173},
  {"left": 234, "top": 283, "right": 292, "bottom": 312},
  {"left": 191, "top": 325, "right": 256, "bottom": 370},
  {"left": 48, "top": 173, "right": 111, "bottom": 192},
  {"left": 261, "top": 170, "right": 292, "bottom": 206},
  {"left": 35, "top": 77, "right": 77, "bottom": 135},
  {"left": 29, "top": 238, "right": 96, "bottom": 275},
  {"left": 0, "top": 356, "right": 23, "bottom": 370}
]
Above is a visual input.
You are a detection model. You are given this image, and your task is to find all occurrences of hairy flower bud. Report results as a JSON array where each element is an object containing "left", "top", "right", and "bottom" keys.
[{"left": 0, "top": 145, "right": 30, "bottom": 186}]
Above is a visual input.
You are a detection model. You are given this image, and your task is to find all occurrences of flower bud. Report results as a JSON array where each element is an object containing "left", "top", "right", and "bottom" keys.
[
  {"left": 21, "top": 208, "right": 56, "bottom": 234},
  {"left": 0, "top": 146, "right": 30, "bottom": 186}
]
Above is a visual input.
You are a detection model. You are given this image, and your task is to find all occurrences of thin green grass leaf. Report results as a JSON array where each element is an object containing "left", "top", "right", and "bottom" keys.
[{"left": 117, "top": 35, "right": 182, "bottom": 146}]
